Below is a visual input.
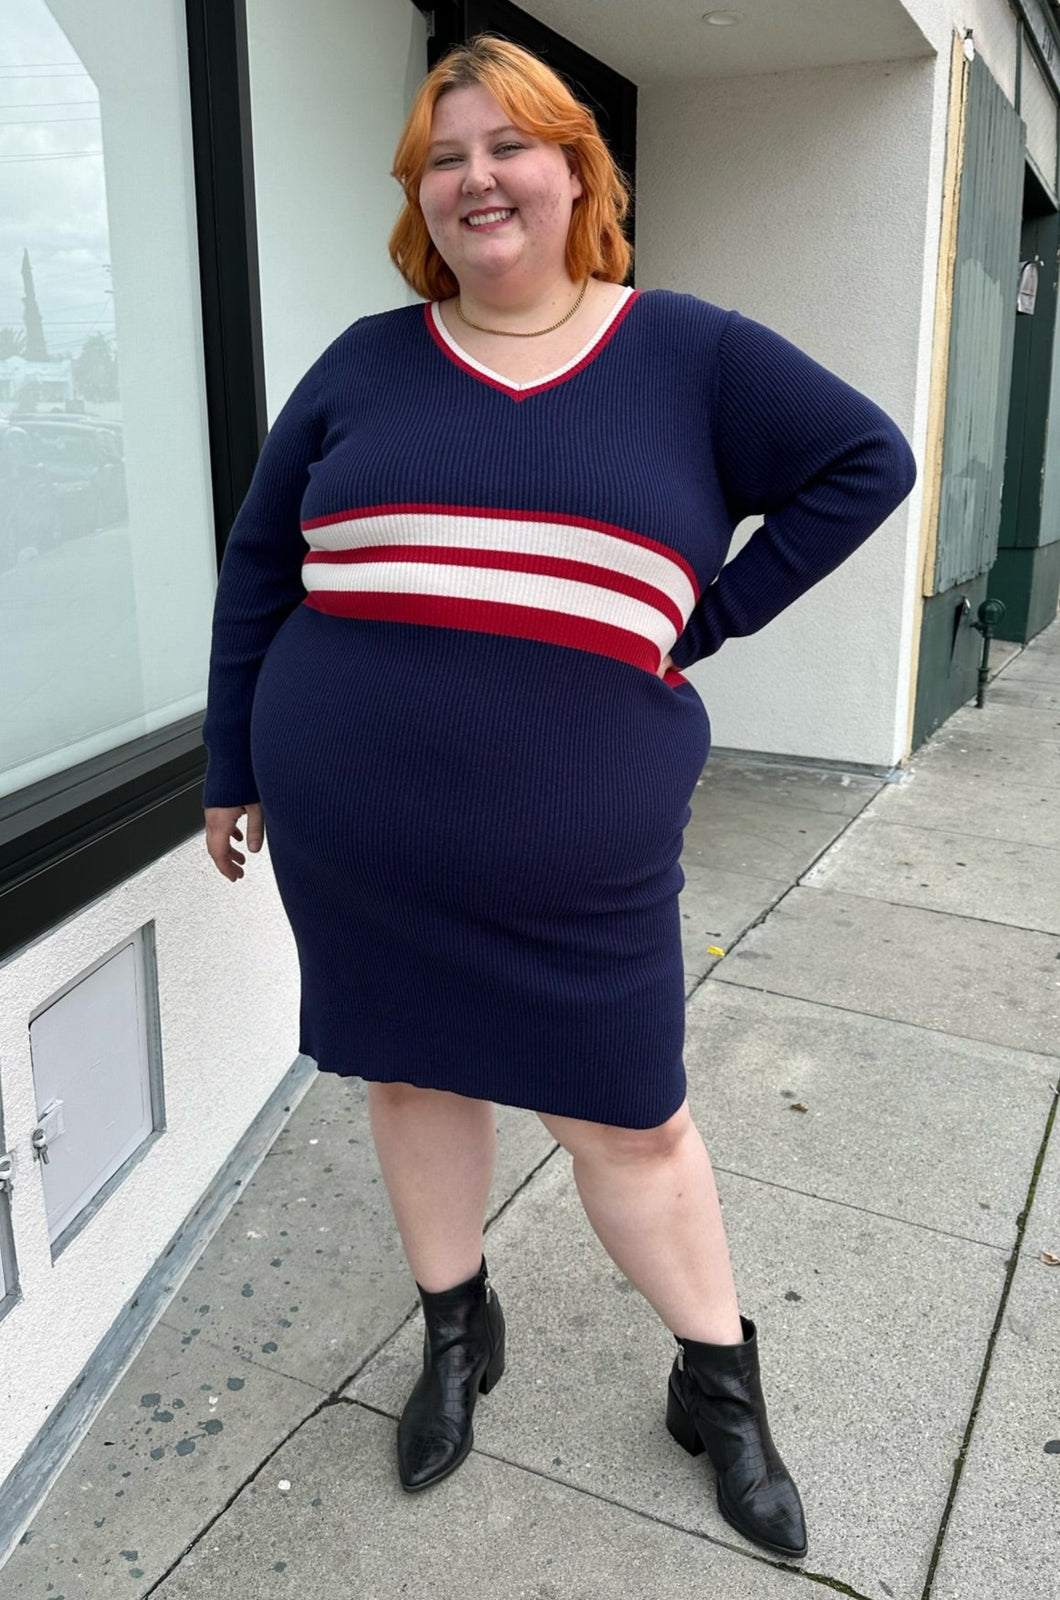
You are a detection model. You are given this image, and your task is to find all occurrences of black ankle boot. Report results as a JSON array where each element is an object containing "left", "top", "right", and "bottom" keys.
[
  {"left": 666, "top": 1316, "right": 807, "bottom": 1559},
  {"left": 396, "top": 1256, "right": 505, "bottom": 1491}
]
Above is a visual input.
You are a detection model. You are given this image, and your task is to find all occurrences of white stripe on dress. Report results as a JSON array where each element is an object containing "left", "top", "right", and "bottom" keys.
[
  {"left": 302, "top": 559, "right": 680, "bottom": 656},
  {"left": 304, "top": 510, "right": 696, "bottom": 620}
]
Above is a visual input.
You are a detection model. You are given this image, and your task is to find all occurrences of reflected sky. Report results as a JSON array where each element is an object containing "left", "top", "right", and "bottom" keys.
[{"left": 0, "top": 0, "right": 111, "bottom": 361}]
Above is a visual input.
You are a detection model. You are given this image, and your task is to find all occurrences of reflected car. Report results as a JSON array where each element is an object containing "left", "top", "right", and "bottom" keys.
[
  {"left": 7, "top": 414, "right": 128, "bottom": 538},
  {"left": 0, "top": 424, "right": 62, "bottom": 570}
]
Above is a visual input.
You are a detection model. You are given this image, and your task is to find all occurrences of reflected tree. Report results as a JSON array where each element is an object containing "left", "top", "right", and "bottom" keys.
[{"left": 74, "top": 332, "right": 119, "bottom": 402}]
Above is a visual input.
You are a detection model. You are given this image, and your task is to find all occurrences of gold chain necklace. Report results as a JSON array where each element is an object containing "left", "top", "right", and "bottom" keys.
[{"left": 455, "top": 279, "right": 589, "bottom": 338}]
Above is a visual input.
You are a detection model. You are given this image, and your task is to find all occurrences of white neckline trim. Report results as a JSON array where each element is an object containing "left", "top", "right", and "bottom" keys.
[{"left": 429, "top": 286, "right": 635, "bottom": 392}]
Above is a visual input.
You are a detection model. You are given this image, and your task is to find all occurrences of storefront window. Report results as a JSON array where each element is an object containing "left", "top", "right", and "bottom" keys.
[{"left": 0, "top": 0, "right": 216, "bottom": 799}]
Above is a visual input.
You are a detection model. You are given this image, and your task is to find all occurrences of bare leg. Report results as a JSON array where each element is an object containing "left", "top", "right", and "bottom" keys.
[
  {"left": 367, "top": 1081, "right": 496, "bottom": 1291},
  {"left": 538, "top": 1099, "right": 742, "bottom": 1344}
]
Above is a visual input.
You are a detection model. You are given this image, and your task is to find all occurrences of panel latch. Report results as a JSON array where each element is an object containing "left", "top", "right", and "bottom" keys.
[{"left": 30, "top": 1099, "right": 65, "bottom": 1166}]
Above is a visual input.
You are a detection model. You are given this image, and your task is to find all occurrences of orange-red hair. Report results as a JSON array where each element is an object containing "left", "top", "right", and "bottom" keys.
[{"left": 389, "top": 35, "right": 632, "bottom": 300}]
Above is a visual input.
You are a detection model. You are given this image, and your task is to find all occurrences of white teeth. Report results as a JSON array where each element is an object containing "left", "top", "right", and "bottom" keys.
[{"left": 466, "top": 209, "right": 513, "bottom": 227}]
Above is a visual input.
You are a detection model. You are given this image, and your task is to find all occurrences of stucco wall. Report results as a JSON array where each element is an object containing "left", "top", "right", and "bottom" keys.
[
  {"left": 246, "top": 0, "right": 428, "bottom": 417},
  {"left": 638, "top": 56, "right": 936, "bottom": 765},
  {"left": 0, "top": 834, "right": 299, "bottom": 1485},
  {"left": 902, "top": 0, "right": 1020, "bottom": 98}
]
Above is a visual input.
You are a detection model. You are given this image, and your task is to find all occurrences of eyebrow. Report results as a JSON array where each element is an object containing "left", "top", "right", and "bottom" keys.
[{"left": 426, "top": 124, "right": 524, "bottom": 151}]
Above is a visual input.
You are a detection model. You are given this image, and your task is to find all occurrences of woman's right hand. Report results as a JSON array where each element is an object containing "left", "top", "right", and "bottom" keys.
[{"left": 204, "top": 803, "right": 264, "bottom": 882}]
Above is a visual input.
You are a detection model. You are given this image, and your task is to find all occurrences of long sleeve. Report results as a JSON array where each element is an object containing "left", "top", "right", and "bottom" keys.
[
  {"left": 669, "top": 311, "right": 917, "bottom": 670},
  {"left": 201, "top": 356, "right": 328, "bottom": 807}
]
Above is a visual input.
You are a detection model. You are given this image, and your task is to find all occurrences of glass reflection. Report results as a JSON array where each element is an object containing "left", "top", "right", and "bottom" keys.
[{"left": 0, "top": 0, "right": 215, "bottom": 798}]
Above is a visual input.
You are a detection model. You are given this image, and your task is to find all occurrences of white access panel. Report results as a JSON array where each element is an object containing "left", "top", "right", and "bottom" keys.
[
  {"left": 0, "top": 1107, "right": 12, "bottom": 1305},
  {"left": 29, "top": 928, "right": 162, "bottom": 1248}
]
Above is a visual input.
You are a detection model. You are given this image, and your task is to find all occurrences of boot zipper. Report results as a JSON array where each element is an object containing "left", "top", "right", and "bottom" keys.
[
  {"left": 676, "top": 1342, "right": 685, "bottom": 1372},
  {"left": 485, "top": 1276, "right": 493, "bottom": 1303}
]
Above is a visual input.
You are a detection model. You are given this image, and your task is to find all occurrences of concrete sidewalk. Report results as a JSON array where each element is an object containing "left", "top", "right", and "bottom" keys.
[{"left": 5, "top": 621, "right": 1059, "bottom": 1600}]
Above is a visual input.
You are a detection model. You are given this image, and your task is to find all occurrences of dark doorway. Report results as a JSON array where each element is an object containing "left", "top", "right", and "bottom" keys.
[
  {"left": 416, "top": 1, "right": 636, "bottom": 274},
  {"left": 987, "top": 163, "right": 1060, "bottom": 642}
]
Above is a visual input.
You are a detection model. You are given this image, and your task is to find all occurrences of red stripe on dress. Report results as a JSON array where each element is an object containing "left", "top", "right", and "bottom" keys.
[
  {"left": 303, "top": 544, "right": 685, "bottom": 635},
  {"left": 302, "top": 590, "right": 661, "bottom": 672},
  {"left": 300, "top": 502, "right": 699, "bottom": 595},
  {"left": 423, "top": 292, "right": 640, "bottom": 401}
]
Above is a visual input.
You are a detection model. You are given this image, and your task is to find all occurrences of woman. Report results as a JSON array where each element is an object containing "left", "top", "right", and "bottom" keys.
[{"left": 203, "top": 36, "right": 915, "bottom": 1561}]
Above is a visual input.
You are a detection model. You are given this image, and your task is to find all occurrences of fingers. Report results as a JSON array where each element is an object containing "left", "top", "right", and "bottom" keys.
[
  {"left": 245, "top": 802, "right": 265, "bottom": 853},
  {"left": 204, "top": 805, "right": 263, "bottom": 882}
]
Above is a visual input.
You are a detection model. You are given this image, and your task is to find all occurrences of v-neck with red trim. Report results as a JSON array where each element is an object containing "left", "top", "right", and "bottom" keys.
[{"left": 426, "top": 286, "right": 639, "bottom": 400}]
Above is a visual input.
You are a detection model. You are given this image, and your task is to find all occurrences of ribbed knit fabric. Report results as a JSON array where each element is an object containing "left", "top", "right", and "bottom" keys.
[{"left": 202, "top": 289, "right": 916, "bottom": 1126}]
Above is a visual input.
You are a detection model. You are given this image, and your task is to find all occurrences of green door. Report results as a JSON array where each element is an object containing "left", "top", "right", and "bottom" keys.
[{"left": 914, "top": 54, "right": 1026, "bottom": 747}]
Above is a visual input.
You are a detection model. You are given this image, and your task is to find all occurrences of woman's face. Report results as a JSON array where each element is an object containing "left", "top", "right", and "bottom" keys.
[{"left": 418, "top": 84, "right": 583, "bottom": 293}]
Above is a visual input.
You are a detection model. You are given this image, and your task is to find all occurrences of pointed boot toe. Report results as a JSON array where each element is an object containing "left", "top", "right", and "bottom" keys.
[
  {"left": 397, "top": 1408, "right": 469, "bottom": 1490},
  {"left": 396, "top": 1257, "right": 505, "bottom": 1493},
  {"left": 666, "top": 1316, "right": 807, "bottom": 1560}
]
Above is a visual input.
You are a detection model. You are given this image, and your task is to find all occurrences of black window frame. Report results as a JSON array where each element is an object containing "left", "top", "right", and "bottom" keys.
[{"left": 0, "top": 0, "right": 265, "bottom": 963}]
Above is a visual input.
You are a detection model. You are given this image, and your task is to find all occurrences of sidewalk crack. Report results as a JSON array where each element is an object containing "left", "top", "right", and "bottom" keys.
[
  {"left": 791, "top": 880, "right": 1060, "bottom": 941},
  {"left": 835, "top": 811, "right": 1060, "bottom": 854},
  {"left": 712, "top": 1167, "right": 1011, "bottom": 1253},
  {"left": 919, "top": 1075, "right": 1060, "bottom": 1599},
  {"left": 136, "top": 1389, "right": 353, "bottom": 1595},
  {"left": 683, "top": 786, "right": 886, "bottom": 1004},
  {"left": 357, "top": 1415, "right": 882, "bottom": 1600},
  {"left": 706, "top": 978, "right": 1060, "bottom": 1062}
]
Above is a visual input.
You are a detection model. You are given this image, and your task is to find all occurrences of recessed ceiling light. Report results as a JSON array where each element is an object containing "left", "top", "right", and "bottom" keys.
[{"left": 703, "top": 10, "right": 742, "bottom": 22}]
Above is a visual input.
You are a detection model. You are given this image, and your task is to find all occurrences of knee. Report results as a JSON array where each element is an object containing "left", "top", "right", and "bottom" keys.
[
  {"left": 559, "top": 1101, "right": 692, "bottom": 1166},
  {"left": 368, "top": 1079, "right": 437, "bottom": 1112},
  {"left": 368, "top": 1080, "right": 491, "bottom": 1119}
]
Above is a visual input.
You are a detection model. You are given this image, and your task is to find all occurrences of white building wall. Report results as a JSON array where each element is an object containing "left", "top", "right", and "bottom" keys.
[
  {"left": 632, "top": 0, "right": 1022, "bottom": 766},
  {"left": 0, "top": 837, "right": 299, "bottom": 1485},
  {"left": 0, "top": 0, "right": 426, "bottom": 1491},
  {"left": 638, "top": 56, "right": 935, "bottom": 765},
  {"left": 902, "top": 0, "right": 1020, "bottom": 98}
]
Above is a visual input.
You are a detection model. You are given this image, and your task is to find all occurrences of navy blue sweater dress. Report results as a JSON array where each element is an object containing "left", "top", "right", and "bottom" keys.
[{"left": 202, "top": 289, "right": 916, "bottom": 1127}]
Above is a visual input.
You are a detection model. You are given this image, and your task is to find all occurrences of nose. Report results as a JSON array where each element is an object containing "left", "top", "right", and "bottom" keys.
[{"left": 461, "top": 150, "right": 495, "bottom": 196}]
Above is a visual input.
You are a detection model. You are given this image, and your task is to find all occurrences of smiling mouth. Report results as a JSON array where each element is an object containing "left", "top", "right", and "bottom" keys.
[{"left": 464, "top": 208, "right": 515, "bottom": 228}]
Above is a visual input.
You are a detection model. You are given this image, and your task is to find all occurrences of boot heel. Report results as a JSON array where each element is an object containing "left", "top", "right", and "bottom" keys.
[
  {"left": 479, "top": 1333, "right": 505, "bottom": 1395},
  {"left": 666, "top": 1379, "right": 704, "bottom": 1456}
]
